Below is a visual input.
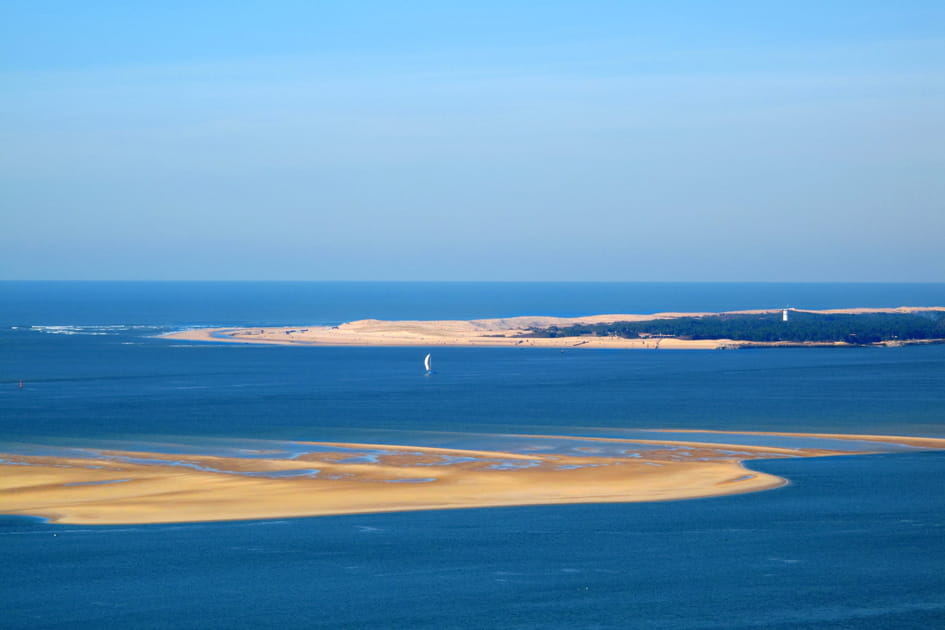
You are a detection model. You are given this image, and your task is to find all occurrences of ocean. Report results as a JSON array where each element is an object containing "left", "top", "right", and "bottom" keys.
[{"left": 2, "top": 282, "right": 944, "bottom": 628}]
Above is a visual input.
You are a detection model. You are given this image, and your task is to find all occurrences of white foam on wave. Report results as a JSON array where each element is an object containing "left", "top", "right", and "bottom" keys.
[{"left": 26, "top": 324, "right": 172, "bottom": 336}]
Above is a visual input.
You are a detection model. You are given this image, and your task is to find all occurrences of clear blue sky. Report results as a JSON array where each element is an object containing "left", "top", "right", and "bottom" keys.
[{"left": 2, "top": 1, "right": 943, "bottom": 281}]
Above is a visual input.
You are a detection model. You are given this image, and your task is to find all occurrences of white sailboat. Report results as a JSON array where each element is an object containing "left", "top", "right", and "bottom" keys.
[{"left": 424, "top": 353, "right": 432, "bottom": 373}]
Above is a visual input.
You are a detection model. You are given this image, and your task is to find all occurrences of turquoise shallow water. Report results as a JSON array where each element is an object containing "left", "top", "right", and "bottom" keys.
[{"left": 1, "top": 282, "right": 944, "bottom": 628}]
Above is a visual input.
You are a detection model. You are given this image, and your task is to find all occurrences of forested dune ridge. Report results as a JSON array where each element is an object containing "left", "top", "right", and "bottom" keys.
[{"left": 524, "top": 310, "right": 945, "bottom": 344}]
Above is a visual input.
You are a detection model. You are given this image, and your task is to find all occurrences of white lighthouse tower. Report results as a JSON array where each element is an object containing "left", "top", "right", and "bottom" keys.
[{"left": 782, "top": 309, "right": 789, "bottom": 322}]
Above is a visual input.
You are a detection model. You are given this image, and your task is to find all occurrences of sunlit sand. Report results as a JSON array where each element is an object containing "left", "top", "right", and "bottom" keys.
[
  {"left": 164, "top": 307, "right": 945, "bottom": 349},
  {"left": 2, "top": 431, "right": 942, "bottom": 525}
]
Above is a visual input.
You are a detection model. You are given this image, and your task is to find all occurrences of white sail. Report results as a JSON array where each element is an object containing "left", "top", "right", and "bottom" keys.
[{"left": 424, "top": 353, "right": 432, "bottom": 372}]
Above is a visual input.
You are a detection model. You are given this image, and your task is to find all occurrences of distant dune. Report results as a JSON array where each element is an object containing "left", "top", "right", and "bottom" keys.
[{"left": 164, "top": 307, "right": 945, "bottom": 350}]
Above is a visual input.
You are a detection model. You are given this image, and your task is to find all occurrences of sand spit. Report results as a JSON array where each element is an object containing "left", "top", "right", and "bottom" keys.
[
  {"left": 648, "top": 429, "right": 945, "bottom": 450},
  {"left": 163, "top": 307, "right": 945, "bottom": 350},
  {"left": 1, "top": 431, "right": 941, "bottom": 525}
]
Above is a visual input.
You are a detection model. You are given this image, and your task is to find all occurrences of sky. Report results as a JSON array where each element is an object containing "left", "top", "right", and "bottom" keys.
[{"left": 2, "top": 1, "right": 943, "bottom": 281}]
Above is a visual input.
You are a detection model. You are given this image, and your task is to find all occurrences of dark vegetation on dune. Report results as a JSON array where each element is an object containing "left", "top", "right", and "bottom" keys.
[{"left": 524, "top": 311, "right": 945, "bottom": 344}]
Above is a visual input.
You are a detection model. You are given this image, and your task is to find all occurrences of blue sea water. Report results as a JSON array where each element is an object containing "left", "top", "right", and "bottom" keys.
[{"left": 1, "top": 282, "right": 944, "bottom": 628}]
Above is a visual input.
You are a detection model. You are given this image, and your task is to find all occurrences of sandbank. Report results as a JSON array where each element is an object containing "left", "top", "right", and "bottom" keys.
[
  {"left": 163, "top": 306, "right": 945, "bottom": 350},
  {"left": 2, "top": 431, "right": 942, "bottom": 525}
]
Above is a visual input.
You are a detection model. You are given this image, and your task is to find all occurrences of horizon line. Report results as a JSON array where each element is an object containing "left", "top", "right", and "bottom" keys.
[{"left": 2, "top": 279, "right": 944, "bottom": 285}]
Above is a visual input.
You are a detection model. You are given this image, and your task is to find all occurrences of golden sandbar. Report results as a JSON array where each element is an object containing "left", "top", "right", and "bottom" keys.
[{"left": 3, "top": 431, "right": 942, "bottom": 525}]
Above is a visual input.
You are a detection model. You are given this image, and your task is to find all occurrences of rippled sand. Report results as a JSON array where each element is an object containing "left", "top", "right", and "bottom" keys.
[{"left": 2, "top": 431, "right": 942, "bottom": 525}]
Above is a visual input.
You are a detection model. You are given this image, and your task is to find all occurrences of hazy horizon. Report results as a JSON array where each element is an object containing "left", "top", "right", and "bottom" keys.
[{"left": 3, "top": 2, "right": 943, "bottom": 282}]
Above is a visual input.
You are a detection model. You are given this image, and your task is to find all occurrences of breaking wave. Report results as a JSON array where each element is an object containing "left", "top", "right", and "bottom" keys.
[{"left": 16, "top": 325, "right": 175, "bottom": 336}]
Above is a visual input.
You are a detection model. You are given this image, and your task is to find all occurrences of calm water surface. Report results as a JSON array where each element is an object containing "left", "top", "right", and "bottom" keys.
[{"left": 1, "top": 282, "right": 943, "bottom": 628}]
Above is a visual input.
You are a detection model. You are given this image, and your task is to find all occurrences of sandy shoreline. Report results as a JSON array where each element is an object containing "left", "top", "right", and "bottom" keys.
[
  {"left": 2, "top": 431, "right": 943, "bottom": 525},
  {"left": 163, "top": 306, "right": 945, "bottom": 350}
]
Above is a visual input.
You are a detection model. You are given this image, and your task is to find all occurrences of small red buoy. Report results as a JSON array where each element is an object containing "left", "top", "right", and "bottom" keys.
[{"left": 18, "top": 380, "right": 24, "bottom": 389}]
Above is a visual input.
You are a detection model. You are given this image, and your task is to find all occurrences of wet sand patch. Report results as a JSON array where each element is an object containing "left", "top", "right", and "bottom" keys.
[{"left": 0, "top": 431, "right": 941, "bottom": 525}]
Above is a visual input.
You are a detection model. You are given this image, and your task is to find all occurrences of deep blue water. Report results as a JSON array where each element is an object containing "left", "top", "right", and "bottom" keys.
[
  {"left": 1, "top": 282, "right": 944, "bottom": 628},
  {"left": 4, "top": 281, "right": 945, "bottom": 326},
  {"left": 3, "top": 453, "right": 944, "bottom": 629}
]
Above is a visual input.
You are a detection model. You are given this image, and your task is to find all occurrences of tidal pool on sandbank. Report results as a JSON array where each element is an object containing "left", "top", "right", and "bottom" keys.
[{"left": 2, "top": 430, "right": 943, "bottom": 526}]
